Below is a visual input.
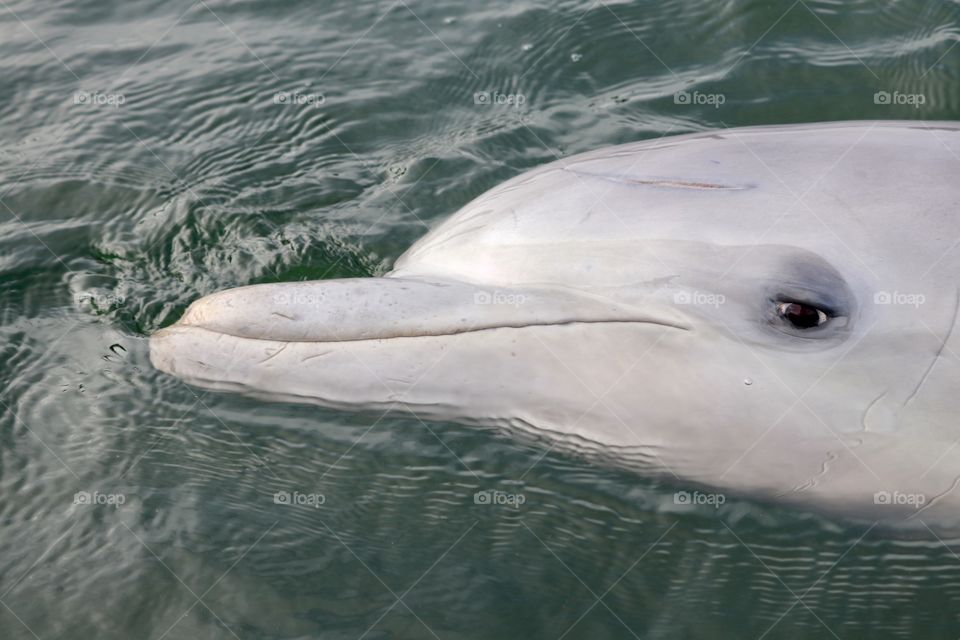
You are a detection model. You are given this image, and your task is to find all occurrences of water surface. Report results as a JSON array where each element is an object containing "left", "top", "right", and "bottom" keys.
[{"left": 2, "top": 0, "right": 960, "bottom": 638}]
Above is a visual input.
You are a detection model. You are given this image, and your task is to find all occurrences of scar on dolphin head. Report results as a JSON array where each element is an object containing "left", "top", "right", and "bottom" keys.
[
  {"left": 563, "top": 168, "right": 751, "bottom": 191},
  {"left": 904, "top": 287, "right": 960, "bottom": 407}
]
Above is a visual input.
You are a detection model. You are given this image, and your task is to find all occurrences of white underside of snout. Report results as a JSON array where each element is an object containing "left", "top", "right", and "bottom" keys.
[{"left": 149, "top": 317, "right": 690, "bottom": 448}]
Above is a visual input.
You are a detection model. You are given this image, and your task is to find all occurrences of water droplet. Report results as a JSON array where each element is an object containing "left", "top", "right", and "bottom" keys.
[
  {"left": 570, "top": 53, "right": 583, "bottom": 62},
  {"left": 744, "top": 378, "right": 753, "bottom": 386}
]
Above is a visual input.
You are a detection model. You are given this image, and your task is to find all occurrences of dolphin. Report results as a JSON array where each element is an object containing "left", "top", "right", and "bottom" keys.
[{"left": 151, "top": 121, "right": 960, "bottom": 529}]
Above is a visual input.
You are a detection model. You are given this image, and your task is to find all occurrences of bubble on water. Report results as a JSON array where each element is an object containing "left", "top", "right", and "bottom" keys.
[
  {"left": 570, "top": 53, "right": 583, "bottom": 62},
  {"left": 443, "top": 16, "right": 456, "bottom": 24},
  {"left": 521, "top": 43, "right": 533, "bottom": 51}
]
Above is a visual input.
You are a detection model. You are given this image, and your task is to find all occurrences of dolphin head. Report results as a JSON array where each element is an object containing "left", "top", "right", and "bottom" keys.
[{"left": 151, "top": 121, "right": 960, "bottom": 527}]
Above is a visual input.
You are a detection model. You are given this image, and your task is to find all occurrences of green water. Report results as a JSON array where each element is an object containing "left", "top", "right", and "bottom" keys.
[{"left": 2, "top": 0, "right": 960, "bottom": 638}]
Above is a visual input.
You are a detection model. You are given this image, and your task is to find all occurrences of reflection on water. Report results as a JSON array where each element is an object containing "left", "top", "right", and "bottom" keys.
[{"left": 2, "top": 0, "right": 960, "bottom": 637}]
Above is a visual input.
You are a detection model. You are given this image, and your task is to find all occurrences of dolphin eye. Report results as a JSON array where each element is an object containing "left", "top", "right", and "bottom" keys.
[{"left": 776, "top": 301, "right": 829, "bottom": 329}]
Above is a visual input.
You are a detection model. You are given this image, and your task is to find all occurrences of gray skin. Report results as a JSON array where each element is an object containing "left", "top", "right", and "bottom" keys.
[{"left": 151, "top": 121, "right": 960, "bottom": 530}]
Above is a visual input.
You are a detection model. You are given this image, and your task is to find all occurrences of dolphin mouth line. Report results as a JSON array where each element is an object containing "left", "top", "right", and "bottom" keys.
[{"left": 165, "top": 317, "right": 690, "bottom": 344}]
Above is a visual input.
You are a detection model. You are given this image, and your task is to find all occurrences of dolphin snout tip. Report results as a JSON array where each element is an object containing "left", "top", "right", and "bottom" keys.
[{"left": 148, "top": 325, "right": 180, "bottom": 375}]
